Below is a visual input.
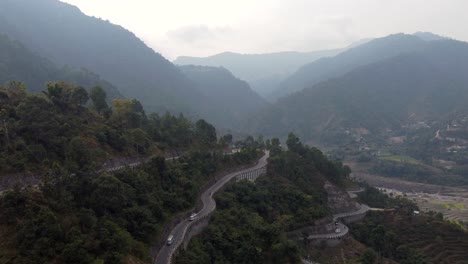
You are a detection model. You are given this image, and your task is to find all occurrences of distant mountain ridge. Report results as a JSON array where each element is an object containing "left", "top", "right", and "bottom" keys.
[
  {"left": 179, "top": 65, "right": 268, "bottom": 127},
  {"left": 269, "top": 33, "right": 446, "bottom": 100},
  {"left": 174, "top": 48, "right": 344, "bottom": 98},
  {"left": 244, "top": 36, "right": 468, "bottom": 144},
  {"left": 413, "top": 31, "right": 448, "bottom": 41}
]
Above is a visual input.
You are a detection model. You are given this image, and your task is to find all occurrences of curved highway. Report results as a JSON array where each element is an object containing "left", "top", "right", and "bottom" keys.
[
  {"left": 332, "top": 203, "right": 370, "bottom": 222},
  {"left": 0, "top": 154, "right": 183, "bottom": 194},
  {"left": 347, "top": 187, "right": 365, "bottom": 198},
  {"left": 302, "top": 203, "right": 370, "bottom": 240},
  {"left": 154, "top": 151, "right": 270, "bottom": 264}
]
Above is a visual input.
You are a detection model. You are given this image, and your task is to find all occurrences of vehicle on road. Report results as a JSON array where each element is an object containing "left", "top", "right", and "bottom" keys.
[
  {"left": 167, "top": 235, "right": 174, "bottom": 245},
  {"left": 189, "top": 213, "right": 197, "bottom": 221}
]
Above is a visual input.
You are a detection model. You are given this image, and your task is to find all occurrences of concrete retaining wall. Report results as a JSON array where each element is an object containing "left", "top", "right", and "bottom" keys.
[
  {"left": 288, "top": 204, "right": 369, "bottom": 247},
  {"left": 182, "top": 214, "right": 211, "bottom": 249},
  {"left": 341, "top": 212, "right": 367, "bottom": 224}
]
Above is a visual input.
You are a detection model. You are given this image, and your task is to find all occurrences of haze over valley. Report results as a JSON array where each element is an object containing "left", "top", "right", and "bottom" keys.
[{"left": 1, "top": 1, "right": 468, "bottom": 263}]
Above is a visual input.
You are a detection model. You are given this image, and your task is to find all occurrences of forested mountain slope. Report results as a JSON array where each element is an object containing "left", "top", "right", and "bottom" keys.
[
  {"left": 270, "top": 33, "right": 442, "bottom": 100},
  {"left": 0, "top": 80, "right": 263, "bottom": 263},
  {"left": 0, "top": 33, "right": 122, "bottom": 98},
  {"left": 245, "top": 38, "right": 468, "bottom": 144},
  {"left": 178, "top": 65, "right": 268, "bottom": 127},
  {"left": 0, "top": 0, "right": 206, "bottom": 113},
  {"left": 176, "top": 134, "right": 350, "bottom": 263},
  {"left": 0, "top": 0, "right": 276, "bottom": 130}
]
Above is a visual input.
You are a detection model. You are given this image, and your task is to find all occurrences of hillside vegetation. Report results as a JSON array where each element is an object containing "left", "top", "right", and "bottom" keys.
[
  {"left": 0, "top": 148, "right": 261, "bottom": 264},
  {"left": 0, "top": 81, "right": 214, "bottom": 174},
  {"left": 350, "top": 185, "right": 468, "bottom": 264},
  {"left": 0, "top": 33, "right": 121, "bottom": 99},
  {"left": 271, "top": 33, "right": 436, "bottom": 100},
  {"left": 0, "top": 0, "right": 205, "bottom": 114},
  {"left": 0, "top": 0, "right": 265, "bottom": 129},
  {"left": 246, "top": 37, "right": 468, "bottom": 144},
  {"left": 0, "top": 80, "right": 263, "bottom": 263},
  {"left": 176, "top": 134, "right": 351, "bottom": 263}
]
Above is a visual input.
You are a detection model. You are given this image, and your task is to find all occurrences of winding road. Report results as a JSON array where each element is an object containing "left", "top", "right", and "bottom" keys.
[
  {"left": 0, "top": 154, "right": 182, "bottom": 194},
  {"left": 332, "top": 203, "right": 370, "bottom": 222},
  {"left": 299, "top": 203, "right": 370, "bottom": 241},
  {"left": 154, "top": 151, "right": 270, "bottom": 264}
]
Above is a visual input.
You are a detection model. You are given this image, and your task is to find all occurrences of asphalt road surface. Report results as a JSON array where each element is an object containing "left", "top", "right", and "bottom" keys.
[{"left": 154, "top": 151, "right": 270, "bottom": 264}]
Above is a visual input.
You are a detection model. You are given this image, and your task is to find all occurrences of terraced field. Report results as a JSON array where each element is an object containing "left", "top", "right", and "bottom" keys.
[
  {"left": 350, "top": 169, "right": 468, "bottom": 223},
  {"left": 379, "top": 155, "right": 423, "bottom": 165},
  {"left": 402, "top": 191, "right": 468, "bottom": 223}
]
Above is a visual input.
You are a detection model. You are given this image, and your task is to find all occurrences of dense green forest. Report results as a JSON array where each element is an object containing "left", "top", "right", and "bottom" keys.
[
  {"left": 0, "top": 148, "right": 260, "bottom": 264},
  {"left": 0, "top": 80, "right": 265, "bottom": 263},
  {"left": 352, "top": 210, "right": 468, "bottom": 264},
  {"left": 353, "top": 186, "right": 468, "bottom": 264},
  {"left": 356, "top": 184, "right": 419, "bottom": 211},
  {"left": 0, "top": 81, "right": 221, "bottom": 174},
  {"left": 175, "top": 134, "right": 351, "bottom": 263}
]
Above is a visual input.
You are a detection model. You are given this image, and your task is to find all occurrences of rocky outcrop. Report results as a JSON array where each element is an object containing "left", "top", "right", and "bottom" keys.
[{"left": 325, "top": 181, "right": 360, "bottom": 214}]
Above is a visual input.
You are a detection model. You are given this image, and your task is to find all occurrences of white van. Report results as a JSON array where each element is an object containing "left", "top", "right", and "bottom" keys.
[
  {"left": 189, "top": 213, "right": 197, "bottom": 221},
  {"left": 167, "top": 235, "right": 174, "bottom": 245}
]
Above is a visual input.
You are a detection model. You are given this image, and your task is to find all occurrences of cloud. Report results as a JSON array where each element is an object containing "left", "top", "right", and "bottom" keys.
[
  {"left": 61, "top": 0, "right": 468, "bottom": 59},
  {"left": 166, "top": 25, "right": 233, "bottom": 44}
]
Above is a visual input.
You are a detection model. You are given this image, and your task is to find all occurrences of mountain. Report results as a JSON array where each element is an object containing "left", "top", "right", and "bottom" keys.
[
  {"left": 270, "top": 33, "right": 446, "bottom": 100},
  {"left": 0, "top": 0, "right": 207, "bottom": 114},
  {"left": 178, "top": 65, "right": 268, "bottom": 127},
  {"left": 174, "top": 49, "right": 343, "bottom": 98},
  {"left": 0, "top": 33, "right": 122, "bottom": 98},
  {"left": 244, "top": 38, "right": 468, "bottom": 144},
  {"left": 413, "top": 31, "right": 448, "bottom": 41}
]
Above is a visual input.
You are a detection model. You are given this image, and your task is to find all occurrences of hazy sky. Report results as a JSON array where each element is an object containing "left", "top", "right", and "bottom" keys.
[{"left": 61, "top": 0, "right": 468, "bottom": 60}]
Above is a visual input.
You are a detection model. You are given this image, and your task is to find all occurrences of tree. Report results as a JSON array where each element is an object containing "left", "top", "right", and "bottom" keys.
[
  {"left": 5, "top": 81, "right": 27, "bottom": 103},
  {"left": 71, "top": 86, "right": 89, "bottom": 107},
  {"left": 66, "top": 137, "right": 94, "bottom": 170},
  {"left": 286, "top": 132, "right": 305, "bottom": 155},
  {"left": 0, "top": 108, "right": 9, "bottom": 147},
  {"left": 129, "top": 128, "right": 150, "bottom": 154},
  {"left": 269, "top": 138, "right": 282, "bottom": 156},
  {"left": 220, "top": 134, "right": 233, "bottom": 146},
  {"left": 43, "top": 81, "right": 88, "bottom": 111},
  {"left": 111, "top": 98, "right": 146, "bottom": 128},
  {"left": 195, "top": 119, "right": 217, "bottom": 146},
  {"left": 236, "top": 135, "right": 256, "bottom": 149},
  {"left": 360, "top": 248, "right": 377, "bottom": 264},
  {"left": 90, "top": 86, "right": 109, "bottom": 114}
]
